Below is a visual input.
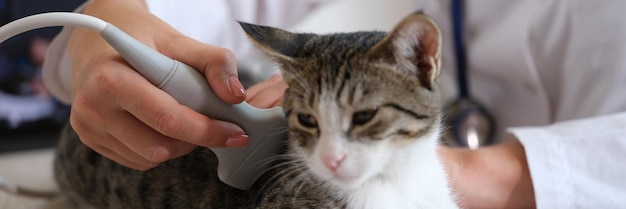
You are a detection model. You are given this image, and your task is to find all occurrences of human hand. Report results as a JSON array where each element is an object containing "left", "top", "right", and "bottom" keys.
[
  {"left": 68, "top": 0, "right": 249, "bottom": 170},
  {"left": 245, "top": 74, "right": 288, "bottom": 108},
  {"left": 438, "top": 138, "right": 536, "bottom": 209}
]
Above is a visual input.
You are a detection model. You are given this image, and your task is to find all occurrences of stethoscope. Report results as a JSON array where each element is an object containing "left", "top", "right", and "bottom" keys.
[{"left": 443, "top": 0, "right": 497, "bottom": 149}]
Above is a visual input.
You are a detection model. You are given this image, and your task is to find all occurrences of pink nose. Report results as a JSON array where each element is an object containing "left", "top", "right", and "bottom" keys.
[{"left": 322, "top": 154, "right": 346, "bottom": 171}]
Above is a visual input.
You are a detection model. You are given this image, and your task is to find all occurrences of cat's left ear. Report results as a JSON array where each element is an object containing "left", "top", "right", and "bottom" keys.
[
  {"left": 368, "top": 12, "right": 442, "bottom": 90},
  {"left": 238, "top": 21, "right": 314, "bottom": 62}
]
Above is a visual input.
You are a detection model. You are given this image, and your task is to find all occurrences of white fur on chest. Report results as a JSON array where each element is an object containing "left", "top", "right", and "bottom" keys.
[{"left": 338, "top": 133, "right": 458, "bottom": 209}]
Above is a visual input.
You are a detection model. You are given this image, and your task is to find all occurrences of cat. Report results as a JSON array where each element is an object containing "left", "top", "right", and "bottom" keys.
[{"left": 53, "top": 12, "right": 459, "bottom": 209}]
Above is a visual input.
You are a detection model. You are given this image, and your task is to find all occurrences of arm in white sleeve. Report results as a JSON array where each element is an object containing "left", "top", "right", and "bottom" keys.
[
  {"left": 41, "top": 2, "right": 90, "bottom": 104},
  {"left": 511, "top": 112, "right": 626, "bottom": 209},
  {"left": 510, "top": 1, "right": 626, "bottom": 208}
]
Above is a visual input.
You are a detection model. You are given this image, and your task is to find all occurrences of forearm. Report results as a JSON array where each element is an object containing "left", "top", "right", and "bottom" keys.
[
  {"left": 71, "top": 0, "right": 161, "bottom": 53},
  {"left": 82, "top": 0, "right": 149, "bottom": 22},
  {"left": 86, "top": 0, "right": 148, "bottom": 13},
  {"left": 440, "top": 138, "right": 535, "bottom": 209},
  {"left": 67, "top": 0, "right": 183, "bottom": 76}
]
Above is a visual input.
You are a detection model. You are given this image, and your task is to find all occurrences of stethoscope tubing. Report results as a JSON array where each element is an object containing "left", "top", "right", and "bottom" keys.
[
  {"left": 446, "top": 0, "right": 497, "bottom": 146},
  {"left": 451, "top": 0, "right": 470, "bottom": 99}
]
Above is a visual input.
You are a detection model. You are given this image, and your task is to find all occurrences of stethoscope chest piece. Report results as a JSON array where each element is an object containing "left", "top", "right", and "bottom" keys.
[{"left": 443, "top": 98, "right": 496, "bottom": 149}]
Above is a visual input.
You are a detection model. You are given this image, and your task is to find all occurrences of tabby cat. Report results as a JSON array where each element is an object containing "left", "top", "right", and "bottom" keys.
[{"left": 54, "top": 12, "right": 459, "bottom": 209}]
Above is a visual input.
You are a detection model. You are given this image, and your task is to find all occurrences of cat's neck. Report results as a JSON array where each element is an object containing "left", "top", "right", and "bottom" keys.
[{"left": 339, "top": 131, "right": 458, "bottom": 209}]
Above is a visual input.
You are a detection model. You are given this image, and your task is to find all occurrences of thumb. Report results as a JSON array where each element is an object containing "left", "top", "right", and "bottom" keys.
[{"left": 162, "top": 37, "right": 246, "bottom": 104}]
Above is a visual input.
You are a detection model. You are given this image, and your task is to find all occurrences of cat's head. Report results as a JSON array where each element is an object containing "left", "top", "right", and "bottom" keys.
[{"left": 241, "top": 13, "right": 442, "bottom": 190}]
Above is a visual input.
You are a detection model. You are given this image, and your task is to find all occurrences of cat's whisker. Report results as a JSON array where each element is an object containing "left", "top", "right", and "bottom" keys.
[
  {"left": 245, "top": 128, "right": 292, "bottom": 169},
  {"left": 290, "top": 170, "right": 314, "bottom": 197},
  {"left": 261, "top": 127, "right": 289, "bottom": 138},
  {"left": 251, "top": 126, "right": 289, "bottom": 141},
  {"left": 252, "top": 153, "right": 295, "bottom": 170},
  {"left": 254, "top": 162, "right": 307, "bottom": 203},
  {"left": 253, "top": 167, "right": 295, "bottom": 203},
  {"left": 256, "top": 155, "right": 303, "bottom": 174}
]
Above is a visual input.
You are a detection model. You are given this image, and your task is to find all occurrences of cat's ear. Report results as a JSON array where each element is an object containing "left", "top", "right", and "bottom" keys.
[
  {"left": 368, "top": 12, "right": 442, "bottom": 90},
  {"left": 239, "top": 21, "right": 313, "bottom": 62}
]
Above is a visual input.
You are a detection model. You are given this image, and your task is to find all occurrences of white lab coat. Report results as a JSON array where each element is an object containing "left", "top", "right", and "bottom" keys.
[
  {"left": 42, "top": 0, "right": 626, "bottom": 208},
  {"left": 418, "top": 1, "right": 626, "bottom": 208}
]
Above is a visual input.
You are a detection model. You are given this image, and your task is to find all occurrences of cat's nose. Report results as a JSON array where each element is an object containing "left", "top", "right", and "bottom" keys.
[{"left": 322, "top": 154, "right": 346, "bottom": 171}]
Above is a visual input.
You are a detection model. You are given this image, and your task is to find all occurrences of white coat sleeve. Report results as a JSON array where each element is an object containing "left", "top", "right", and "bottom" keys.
[
  {"left": 511, "top": 112, "right": 626, "bottom": 209},
  {"left": 509, "top": 1, "right": 626, "bottom": 208},
  {"left": 42, "top": 0, "right": 332, "bottom": 104},
  {"left": 41, "top": 2, "right": 90, "bottom": 104}
]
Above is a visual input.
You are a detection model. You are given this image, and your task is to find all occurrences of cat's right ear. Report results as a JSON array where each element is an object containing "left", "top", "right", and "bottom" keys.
[
  {"left": 239, "top": 21, "right": 313, "bottom": 62},
  {"left": 368, "top": 12, "right": 442, "bottom": 90}
]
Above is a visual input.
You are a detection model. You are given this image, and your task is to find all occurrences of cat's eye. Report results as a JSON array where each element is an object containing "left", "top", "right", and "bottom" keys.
[
  {"left": 297, "top": 113, "right": 318, "bottom": 128},
  {"left": 352, "top": 108, "right": 378, "bottom": 126}
]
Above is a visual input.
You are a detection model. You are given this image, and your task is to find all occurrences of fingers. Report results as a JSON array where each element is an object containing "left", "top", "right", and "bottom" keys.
[
  {"left": 246, "top": 74, "right": 288, "bottom": 108},
  {"left": 97, "top": 147, "right": 152, "bottom": 171},
  {"left": 70, "top": 58, "right": 249, "bottom": 170},
  {"left": 70, "top": 114, "right": 157, "bottom": 170},
  {"left": 110, "top": 69, "right": 248, "bottom": 148},
  {"left": 165, "top": 37, "right": 246, "bottom": 105},
  {"left": 246, "top": 74, "right": 283, "bottom": 98},
  {"left": 107, "top": 109, "right": 198, "bottom": 164}
]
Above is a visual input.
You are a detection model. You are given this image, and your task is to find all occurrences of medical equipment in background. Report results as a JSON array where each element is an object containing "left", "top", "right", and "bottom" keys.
[
  {"left": 443, "top": 0, "right": 497, "bottom": 149},
  {"left": 0, "top": 12, "right": 287, "bottom": 190}
]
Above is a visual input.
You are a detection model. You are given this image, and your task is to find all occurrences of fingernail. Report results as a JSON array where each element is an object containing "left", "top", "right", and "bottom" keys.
[
  {"left": 228, "top": 75, "right": 245, "bottom": 98},
  {"left": 225, "top": 135, "right": 249, "bottom": 147}
]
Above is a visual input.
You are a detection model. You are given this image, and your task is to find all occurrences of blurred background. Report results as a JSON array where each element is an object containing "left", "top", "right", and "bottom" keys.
[{"left": 0, "top": 0, "right": 85, "bottom": 153}]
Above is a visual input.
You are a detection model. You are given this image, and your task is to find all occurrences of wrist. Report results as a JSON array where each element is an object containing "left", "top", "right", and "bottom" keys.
[
  {"left": 500, "top": 138, "right": 536, "bottom": 209},
  {"left": 83, "top": 0, "right": 150, "bottom": 25},
  {"left": 478, "top": 140, "right": 535, "bottom": 209},
  {"left": 69, "top": 0, "right": 179, "bottom": 59},
  {"left": 88, "top": 0, "right": 148, "bottom": 11},
  {"left": 439, "top": 139, "right": 536, "bottom": 209}
]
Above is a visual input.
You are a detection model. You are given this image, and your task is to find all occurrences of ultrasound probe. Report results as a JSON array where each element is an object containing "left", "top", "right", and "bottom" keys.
[{"left": 0, "top": 12, "right": 287, "bottom": 190}]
